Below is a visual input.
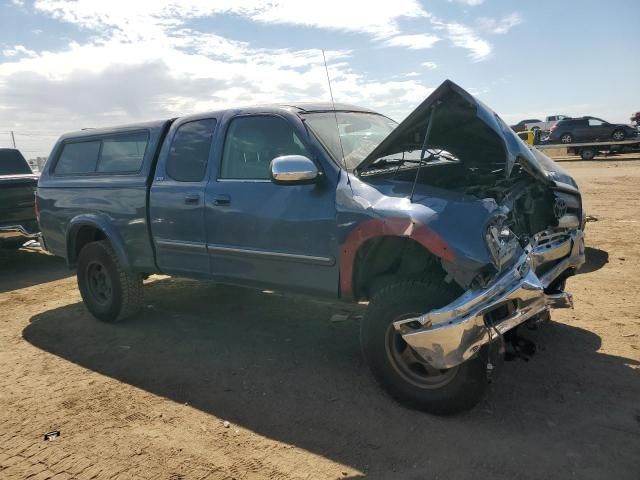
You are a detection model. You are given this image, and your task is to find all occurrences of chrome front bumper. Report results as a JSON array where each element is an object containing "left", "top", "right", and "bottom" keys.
[{"left": 394, "top": 229, "right": 585, "bottom": 369}]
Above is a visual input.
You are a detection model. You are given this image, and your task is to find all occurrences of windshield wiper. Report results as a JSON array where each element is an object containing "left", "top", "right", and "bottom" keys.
[{"left": 362, "top": 158, "right": 422, "bottom": 171}]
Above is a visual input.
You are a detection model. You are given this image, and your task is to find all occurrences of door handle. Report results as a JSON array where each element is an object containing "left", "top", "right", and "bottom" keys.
[
  {"left": 213, "top": 194, "right": 231, "bottom": 206},
  {"left": 184, "top": 193, "right": 200, "bottom": 204}
]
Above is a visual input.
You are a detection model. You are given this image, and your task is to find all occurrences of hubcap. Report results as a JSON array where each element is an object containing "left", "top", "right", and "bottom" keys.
[
  {"left": 561, "top": 135, "right": 572, "bottom": 144},
  {"left": 385, "top": 314, "right": 458, "bottom": 389},
  {"left": 613, "top": 131, "right": 624, "bottom": 140},
  {"left": 86, "top": 261, "right": 113, "bottom": 305}
]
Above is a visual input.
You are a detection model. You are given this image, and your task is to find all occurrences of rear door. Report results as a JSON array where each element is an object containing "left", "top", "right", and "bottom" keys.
[
  {"left": 150, "top": 118, "right": 217, "bottom": 276},
  {"left": 571, "top": 119, "right": 591, "bottom": 140}
]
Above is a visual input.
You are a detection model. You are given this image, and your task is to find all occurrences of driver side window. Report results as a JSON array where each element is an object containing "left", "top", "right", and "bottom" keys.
[{"left": 220, "top": 116, "right": 310, "bottom": 180}]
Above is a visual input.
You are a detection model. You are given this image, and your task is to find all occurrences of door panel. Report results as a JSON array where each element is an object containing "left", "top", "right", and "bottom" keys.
[
  {"left": 150, "top": 118, "right": 217, "bottom": 276},
  {"left": 204, "top": 115, "right": 338, "bottom": 295}
]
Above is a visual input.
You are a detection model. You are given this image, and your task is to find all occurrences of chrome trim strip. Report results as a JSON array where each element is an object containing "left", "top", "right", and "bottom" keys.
[
  {"left": 206, "top": 243, "right": 335, "bottom": 266},
  {"left": 155, "top": 238, "right": 207, "bottom": 252},
  {"left": 216, "top": 179, "right": 271, "bottom": 183}
]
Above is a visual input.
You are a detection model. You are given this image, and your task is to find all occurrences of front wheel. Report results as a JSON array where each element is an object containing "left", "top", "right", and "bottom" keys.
[
  {"left": 361, "top": 281, "right": 491, "bottom": 415},
  {"left": 77, "top": 240, "right": 143, "bottom": 322}
]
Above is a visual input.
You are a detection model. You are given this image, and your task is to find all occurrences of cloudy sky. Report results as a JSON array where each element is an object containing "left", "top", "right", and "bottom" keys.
[{"left": 1, "top": 0, "right": 638, "bottom": 158}]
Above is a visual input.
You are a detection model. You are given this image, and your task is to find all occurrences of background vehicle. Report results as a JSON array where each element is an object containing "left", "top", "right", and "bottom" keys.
[
  {"left": 525, "top": 115, "right": 571, "bottom": 132},
  {"left": 510, "top": 119, "right": 541, "bottom": 132},
  {"left": 0, "top": 148, "right": 39, "bottom": 248},
  {"left": 548, "top": 116, "right": 637, "bottom": 144},
  {"left": 37, "top": 80, "right": 585, "bottom": 415}
]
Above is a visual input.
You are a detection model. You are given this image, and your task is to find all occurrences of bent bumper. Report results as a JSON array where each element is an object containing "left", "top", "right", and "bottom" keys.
[
  {"left": 394, "top": 229, "right": 585, "bottom": 370},
  {"left": 0, "top": 224, "right": 39, "bottom": 241}
]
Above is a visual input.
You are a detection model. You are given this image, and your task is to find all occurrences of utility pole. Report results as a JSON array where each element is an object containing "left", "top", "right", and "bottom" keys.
[{"left": 10, "top": 131, "right": 16, "bottom": 148}]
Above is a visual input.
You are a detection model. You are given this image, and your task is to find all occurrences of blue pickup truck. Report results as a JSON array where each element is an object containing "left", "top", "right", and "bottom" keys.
[{"left": 38, "top": 80, "right": 585, "bottom": 414}]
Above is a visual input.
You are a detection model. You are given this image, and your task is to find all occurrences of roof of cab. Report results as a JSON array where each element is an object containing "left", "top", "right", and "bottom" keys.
[{"left": 57, "top": 102, "right": 380, "bottom": 140}]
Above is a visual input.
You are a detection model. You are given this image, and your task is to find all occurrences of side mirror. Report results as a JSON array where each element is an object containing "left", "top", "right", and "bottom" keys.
[{"left": 270, "top": 155, "right": 319, "bottom": 185}]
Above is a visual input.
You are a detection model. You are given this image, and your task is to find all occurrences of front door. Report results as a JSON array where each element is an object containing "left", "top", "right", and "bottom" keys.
[
  {"left": 586, "top": 118, "right": 609, "bottom": 140},
  {"left": 204, "top": 114, "right": 338, "bottom": 295},
  {"left": 150, "top": 118, "right": 217, "bottom": 276}
]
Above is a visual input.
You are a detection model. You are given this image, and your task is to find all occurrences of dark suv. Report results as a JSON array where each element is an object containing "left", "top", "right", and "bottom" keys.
[{"left": 549, "top": 116, "right": 637, "bottom": 144}]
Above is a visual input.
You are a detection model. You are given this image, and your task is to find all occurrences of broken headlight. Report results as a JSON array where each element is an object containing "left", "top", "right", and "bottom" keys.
[{"left": 485, "top": 216, "right": 520, "bottom": 270}]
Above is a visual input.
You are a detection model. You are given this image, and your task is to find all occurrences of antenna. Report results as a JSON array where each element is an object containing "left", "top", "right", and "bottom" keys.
[
  {"left": 410, "top": 105, "right": 437, "bottom": 203},
  {"left": 322, "top": 49, "right": 353, "bottom": 193}
]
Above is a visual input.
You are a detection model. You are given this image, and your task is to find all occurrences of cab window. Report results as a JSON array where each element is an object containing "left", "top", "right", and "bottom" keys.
[
  {"left": 220, "top": 116, "right": 309, "bottom": 180},
  {"left": 166, "top": 119, "right": 217, "bottom": 182}
]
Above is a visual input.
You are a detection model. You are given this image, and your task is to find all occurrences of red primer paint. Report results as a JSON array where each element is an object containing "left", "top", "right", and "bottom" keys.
[{"left": 339, "top": 217, "right": 454, "bottom": 300}]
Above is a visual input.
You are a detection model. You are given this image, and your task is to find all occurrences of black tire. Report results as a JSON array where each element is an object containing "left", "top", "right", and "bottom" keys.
[
  {"left": 560, "top": 133, "right": 574, "bottom": 144},
  {"left": 361, "top": 281, "right": 491, "bottom": 415},
  {"left": 612, "top": 129, "right": 625, "bottom": 141},
  {"left": 77, "top": 240, "right": 143, "bottom": 322},
  {"left": 580, "top": 148, "right": 596, "bottom": 160}
]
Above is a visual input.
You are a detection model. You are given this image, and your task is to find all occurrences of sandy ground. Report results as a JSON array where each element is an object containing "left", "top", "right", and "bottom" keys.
[{"left": 0, "top": 154, "right": 639, "bottom": 480}]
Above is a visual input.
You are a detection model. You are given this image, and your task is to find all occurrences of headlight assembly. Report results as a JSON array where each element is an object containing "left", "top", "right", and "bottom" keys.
[{"left": 485, "top": 216, "right": 520, "bottom": 270}]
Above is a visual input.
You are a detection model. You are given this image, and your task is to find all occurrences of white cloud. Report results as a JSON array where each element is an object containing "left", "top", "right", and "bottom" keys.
[
  {"left": 2, "top": 45, "right": 38, "bottom": 58},
  {"left": 432, "top": 19, "right": 492, "bottom": 61},
  {"left": 448, "top": 0, "right": 484, "bottom": 6},
  {"left": 478, "top": 13, "right": 523, "bottom": 34},
  {"left": 33, "top": 0, "right": 430, "bottom": 39},
  {"left": 1, "top": 0, "right": 506, "bottom": 156},
  {"left": 421, "top": 61, "right": 437, "bottom": 69},
  {"left": 384, "top": 34, "right": 440, "bottom": 50},
  {"left": 0, "top": 2, "right": 436, "bottom": 156}
]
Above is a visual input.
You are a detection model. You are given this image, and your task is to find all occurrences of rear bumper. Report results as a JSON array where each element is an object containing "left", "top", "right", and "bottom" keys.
[{"left": 393, "top": 229, "right": 585, "bottom": 369}]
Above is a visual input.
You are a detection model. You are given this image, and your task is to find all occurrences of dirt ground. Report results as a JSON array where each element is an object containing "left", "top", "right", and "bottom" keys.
[{"left": 1, "top": 154, "right": 639, "bottom": 480}]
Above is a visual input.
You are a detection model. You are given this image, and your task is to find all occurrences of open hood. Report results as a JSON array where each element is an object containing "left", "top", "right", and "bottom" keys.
[{"left": 355, "top": 79, "right": 545, "bottom": 179}]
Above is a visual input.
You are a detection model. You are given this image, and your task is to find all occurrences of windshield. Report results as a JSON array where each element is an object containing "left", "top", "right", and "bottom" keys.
[{"left": 303, "top": 112, "right": 397, "bottom": 170}]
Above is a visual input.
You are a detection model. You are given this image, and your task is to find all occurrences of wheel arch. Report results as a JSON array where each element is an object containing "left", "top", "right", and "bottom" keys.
[
  {"left": 66, "top": 215, "right": 130, "bottom": 270},
  {"left": 339, "top": 218, "right": 455, "bottom": 301}
]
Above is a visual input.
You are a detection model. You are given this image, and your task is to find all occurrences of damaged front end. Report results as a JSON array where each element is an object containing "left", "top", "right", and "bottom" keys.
[
  {"left": 394, "top": 227, "right": 584, "bottom": 369},
  {"left": 354, "top": 79, "right": 586, "bottom": 370}
]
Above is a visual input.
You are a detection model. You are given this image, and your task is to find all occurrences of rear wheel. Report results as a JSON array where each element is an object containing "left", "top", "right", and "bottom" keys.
[
  {"left": 580, "top": 147, "right": 596, "bottom": 160},
  {"left": 361, "top": 281, "right": 491, "bottom": 415},
  {"left": 560, "top": 133, "right": 574, "bottom": 144},
  {"left": 612, "top": 129, "right": 625, "bottom": 141},
  {"left": 77, "top": 240, "right": 143, "bottom": 322}
]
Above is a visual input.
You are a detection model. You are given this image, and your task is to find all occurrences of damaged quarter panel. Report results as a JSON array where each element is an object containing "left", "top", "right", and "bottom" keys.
[{"left": 336, "top": 173, "right": 503, "bottom": 300}]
